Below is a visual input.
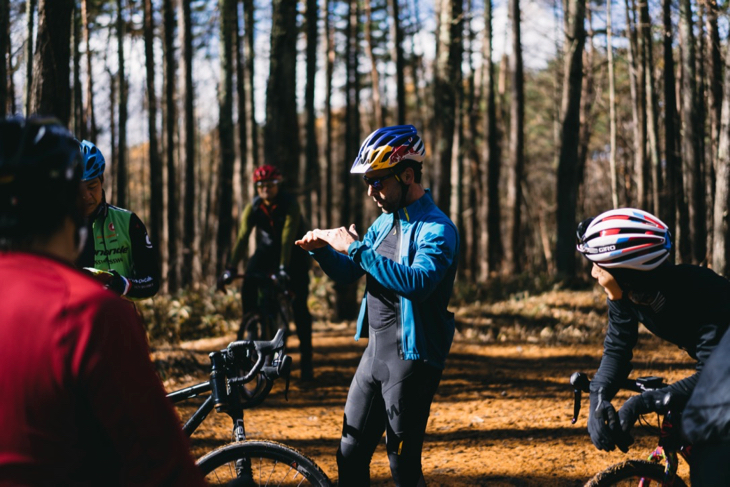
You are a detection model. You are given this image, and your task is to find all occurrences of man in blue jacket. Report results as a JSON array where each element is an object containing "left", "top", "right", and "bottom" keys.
[{"left": 296, "top": 125, "right": 459, "bottom": 487}]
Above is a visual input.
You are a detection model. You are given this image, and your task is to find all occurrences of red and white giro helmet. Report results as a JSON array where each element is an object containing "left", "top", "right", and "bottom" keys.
[{"left": 576, "top": 208, "right": 672, "bottom": 271}]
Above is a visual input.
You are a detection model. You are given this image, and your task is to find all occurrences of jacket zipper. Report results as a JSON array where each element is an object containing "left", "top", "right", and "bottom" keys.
[{"left": 395, "top": 213, "right": 404, "bottom": 359}]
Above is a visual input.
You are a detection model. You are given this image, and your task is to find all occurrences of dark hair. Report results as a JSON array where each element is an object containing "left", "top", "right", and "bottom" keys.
[
  {"left": 396, "top": 160, "right": 423, "bottom": 184},
  {"left": 0, "top": 117, "right": 83, "bottom": 250}
]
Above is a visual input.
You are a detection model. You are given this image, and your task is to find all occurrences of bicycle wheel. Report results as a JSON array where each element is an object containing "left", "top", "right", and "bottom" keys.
[
  {"left": 197, "top": 440, "right": 331, "bottom": 486},
  {"left": 585, "top": 460, "right": 688, "bottom": 487}
]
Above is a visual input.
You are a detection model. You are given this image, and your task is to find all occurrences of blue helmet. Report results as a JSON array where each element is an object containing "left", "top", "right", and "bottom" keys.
[
  {"left": 351, "top": 125, "right": 425, "bottom": 174},
  {"left": 79, "top": 140, "right": 106, "bottom": 181}
]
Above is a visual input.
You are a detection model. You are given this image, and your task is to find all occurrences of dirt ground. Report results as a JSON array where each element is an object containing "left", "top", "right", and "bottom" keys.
[{"left": 156, "top": 290, "right": 695, "bottom": 486}]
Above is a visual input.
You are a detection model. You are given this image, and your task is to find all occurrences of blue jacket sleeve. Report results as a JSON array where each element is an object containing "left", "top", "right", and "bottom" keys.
[
  {"left": 309, "top": 222, "right": 381, "bottom": 284},
  {"left": 348, "top": 221, "right": 458, "bottom": 302}
]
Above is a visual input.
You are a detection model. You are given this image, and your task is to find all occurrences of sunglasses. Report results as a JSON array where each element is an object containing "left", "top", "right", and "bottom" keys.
[
  {"left": 256, "top": 180, "right": 279, "bottom": 189},
  {"left": 362, "top": 172, "right": 400, "bottom": 191}
]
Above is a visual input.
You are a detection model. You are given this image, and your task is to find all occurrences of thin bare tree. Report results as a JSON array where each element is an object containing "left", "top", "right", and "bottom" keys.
[
  {"left": 163, "top": 0, "right": 179, "bottom": 291},
  {"left": 116, "top": 0, "right": 128, "bottom": 209},
  {"left": 143, "top": 0, "right": 164, "bottom": 271},
  {"left": 180, "top": 0, "right": 196, "bottom": 287},
  {"left": 0, "top": 0, "right": 8, "bottom": 117},
  {"left": 29, "top": 0, "right": 72, "bottom": 124},
  {"left": 507, "top": 0, "right": 524, "bottom": 273},
  {"left": 679, "top": 0, "right": 706, "bottom": 263},
  {"left": 81, "top": 0, "right": 97, "bottom": 140},
  {"left": 24, "top": 0, "right": 35, "bottom": 115},
  {"left": 216, "top": 0, "right": 236, "bottom": 273},
  {"left": 554, "top": 0, "right": 585, "bottom": 278}
]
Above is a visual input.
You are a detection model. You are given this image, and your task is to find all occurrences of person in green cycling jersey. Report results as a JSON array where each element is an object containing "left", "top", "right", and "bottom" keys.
[
  {"left": 218, "top": 164, "right": 314, "bottom": 380},
  {"left": 75, "top": 140, "right": 160, "bottom": 299}
]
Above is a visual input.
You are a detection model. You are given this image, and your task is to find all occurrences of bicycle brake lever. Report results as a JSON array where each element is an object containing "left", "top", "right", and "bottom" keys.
[{"left": 278, "top": 355, "right": 292, "bottom": 401}]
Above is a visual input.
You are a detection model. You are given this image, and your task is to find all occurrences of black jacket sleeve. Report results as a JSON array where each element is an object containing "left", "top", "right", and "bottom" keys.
[
  {"left": 125, "top": 213, "right": 160, "bottom": 299},
  {"left": 590, "top": 298, "right": 639, "bottom": 400}
]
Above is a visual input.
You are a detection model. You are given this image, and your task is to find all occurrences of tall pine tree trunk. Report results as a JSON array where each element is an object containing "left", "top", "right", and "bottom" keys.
[
  {"left": 625, "top": 0, "right": 647, "bottom": 208},
  {"left": 72, "top": 3, "right": 85, "bottom": 138},
  {"left": 607, "top": 0, "right": 619, "bottom": 208},
  {"left": 81, "top": 0, "right": 97, "bottom": 140},
  {"left": 116, "top": 0, "right": 128, "bottom": 209},
  {"left": 679, "top": 0, "right": 706, "bottom": 263},
  {"left": 143, "top": 0, "right": 164, "bottom": 274},
  {"left": 0, "top": 0, "right": 9, "bottom": 117},
  {"left": 163, "top": 0, "right": 178, "bottom": 291},
  {"left": 322, "top": 0, "right": 334, "bottom": 229},
  {"left": 364, "top": 0, "right": 384, "bottom": 127},
  {"left": 640, "top": 0, "right": 661, "bottom": 214},
  {"left": 216, "top": 0, "right": 236, "bottom": 273},
  {"left": 388, "top": 0, "right": 405, "bottom": 124},
  {"left": 29, "top": 0, "right": 72, "bottom": 124},
  {"left": 264, "top": 0, "right": 299, "bottom": 182},
  {"left": 243, "top": 0, "right": 258, "bottom": 169},
  {"left": 433, "top": 0, "right": 463, "bottom": 215},
  {"left": 180, "top": 0, "right": 196, "bottom": 287},
  {"left": 554, "top": 0, "right": 585, "bottom": 278},
  {"left": 662, "top": 0, "right": 679, "bottom": 243},
  {"left": 303, "top": 0, "right": 318, "bottom": 224},
  {"left": 712, "top": 43, "right": 730, "bottom": 275},
  {"left": 234, "top": 2, "right": 249, "bottom": 203},
  {"left": 24, "top": 0, "right": 35, "bottom": 115},
  {"left": 507, "top": 0, "right": 524, "bottom": 273},
  {"left": 482, "top": 0, "right": 502, "bottom": 276},
  {"left": 706, "top": 0, "right": 722, "bottom": 173}
]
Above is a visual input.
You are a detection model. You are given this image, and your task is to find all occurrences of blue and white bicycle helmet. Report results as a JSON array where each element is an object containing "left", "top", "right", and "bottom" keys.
[
  {"left": 350, "top": 125, "right": 425, "bottom": 174},
  {"left": 79, "top": 140, "right": 106, "bottom": 181}
]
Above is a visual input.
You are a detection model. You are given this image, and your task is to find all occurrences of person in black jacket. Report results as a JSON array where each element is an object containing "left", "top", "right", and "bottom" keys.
[
  {"left": 682, "top": 328, "right": 730, "bottom": 486},
  {"left": 575, "top": 208, "right": 730, "bottom": 453},
  {"left": 218, "top": 164, "right": 313, "bottom": 380}
]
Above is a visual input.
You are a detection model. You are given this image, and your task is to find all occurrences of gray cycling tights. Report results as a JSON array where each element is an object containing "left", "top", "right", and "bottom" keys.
[{"left": 336, "top": 323, "right": 442, "bottom": 487}]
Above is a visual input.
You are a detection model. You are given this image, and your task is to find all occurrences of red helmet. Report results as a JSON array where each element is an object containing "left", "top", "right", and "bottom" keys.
[{"left": 253, "top": 165, "right": 282, "bottom": 183}]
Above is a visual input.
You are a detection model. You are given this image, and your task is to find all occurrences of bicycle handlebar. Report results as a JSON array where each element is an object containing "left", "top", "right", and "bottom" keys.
[
  {"left": 226, "top": 328, "right": 286, "bottom": 385},
  {"left": 569, "top": 371, "right": 668, "bottom": 423}
]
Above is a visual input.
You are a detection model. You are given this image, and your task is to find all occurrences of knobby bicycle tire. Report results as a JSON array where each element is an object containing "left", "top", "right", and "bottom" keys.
[
  {"left": 197, "top": 440, "right": 332, "bottom": 486},
  {"left": 584, "top": 459, "right": 688, "bottom": 487}
]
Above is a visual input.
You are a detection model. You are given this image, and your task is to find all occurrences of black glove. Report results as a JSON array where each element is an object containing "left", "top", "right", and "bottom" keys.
[
  {"left": 217, "top": 268, "right": 235, "bottom": 292},
  {"left": 588, "top": 389, "right": 621, "bottom": 452},
  {"left": 276, "top": 265, "right": 290, "bottom": 288},
  {"left": 106, "top": 269, "right": 130, "bottom": 296},
  {"left": 618, "top": 390, "right": 666, "bottom": 438}
]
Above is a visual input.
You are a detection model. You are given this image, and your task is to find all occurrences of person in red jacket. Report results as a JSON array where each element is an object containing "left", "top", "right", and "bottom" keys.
[{"left": 0, "top": 116, "right": 206, "bottom": 486}]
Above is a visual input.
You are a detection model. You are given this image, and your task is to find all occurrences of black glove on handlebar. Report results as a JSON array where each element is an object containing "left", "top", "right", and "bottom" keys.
[
  {"left": 216, "top": 268, "right": 235, "bottom": 292},
  {"left": 588, "top": 389, "right": 622, "bottom": 452},
  {"left": 276, "top": 265, "right": 290, "bottom": 288},
  {"left": 618, "top": 389, "right": 666, "bottom": 441}
]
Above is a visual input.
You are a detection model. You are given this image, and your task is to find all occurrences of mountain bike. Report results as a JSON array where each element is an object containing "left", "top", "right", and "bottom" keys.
[
  {"left": 570, "top": 371, "right": 691, "bottom": 487},
  {"left": 220, "top": 271, "right": 293, "bottom": 343},
  {"left": 166, "top": 328, "right": 331, "bottom": 486}
]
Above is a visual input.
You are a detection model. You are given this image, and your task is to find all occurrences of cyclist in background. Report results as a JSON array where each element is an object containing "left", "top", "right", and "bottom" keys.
[
  {"left": 296, "top": 125, "right": 459, "bottom": 487},
  {"left": 0, "top": 116, "right": 205, "bottom": 486},
  {"left": 575, "top": 208, "right": 730, "bottom": 453},
  {"left": 218, "top": 164, "right": 314, "bottom": 381},
  {"left": 75, "top": 139, "right": 160, "bottom": 299}
]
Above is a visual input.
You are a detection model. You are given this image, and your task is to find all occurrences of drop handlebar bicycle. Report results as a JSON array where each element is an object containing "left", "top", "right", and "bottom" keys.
[
  {"left": 570, "top": 371, "right": 691, "bottom": 487},
  {"left": 166, "top": 328, "right": 331, "bottom": 486}
]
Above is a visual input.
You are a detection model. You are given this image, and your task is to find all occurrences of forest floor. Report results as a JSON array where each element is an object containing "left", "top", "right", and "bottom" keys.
[{"left": 153, "top": 288, "right": 694, "bottom": 486}]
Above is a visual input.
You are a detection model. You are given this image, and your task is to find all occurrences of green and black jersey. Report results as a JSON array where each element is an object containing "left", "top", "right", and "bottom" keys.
[{"left": 77, "top": 195, "right": 160, "bottom": 300}]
